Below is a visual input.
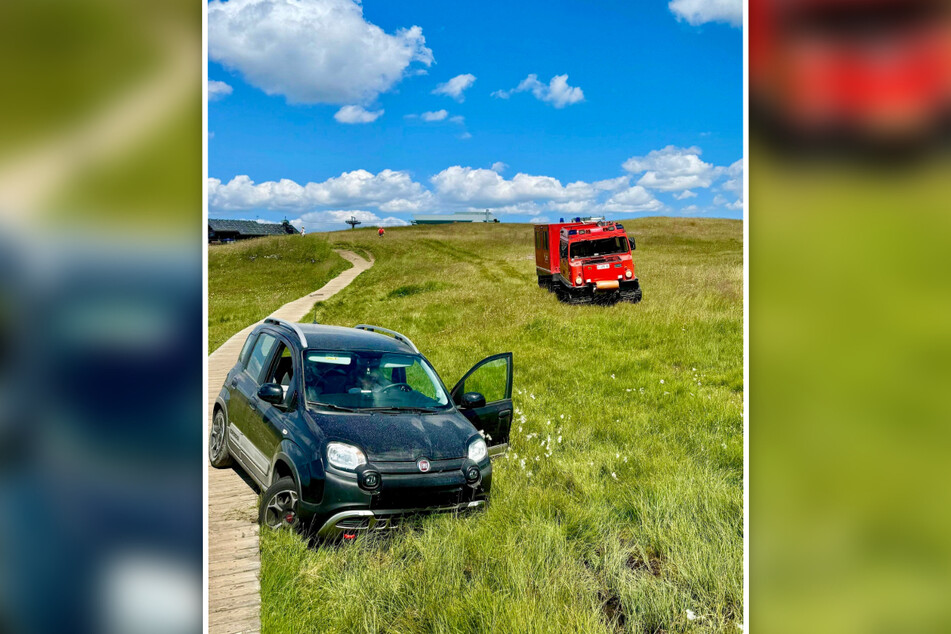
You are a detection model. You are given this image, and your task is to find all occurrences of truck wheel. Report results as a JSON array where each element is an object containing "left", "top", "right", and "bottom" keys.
[
  {"left": 259, "top": 476, "right": 300, "bottom": 530},
  {"left": 209, "top": 409, "right": 233, "bottom": 468},
  {"left": 537, "top": 275, "right": 552, "bottom": 290},
  {"left": 622, "top": 287, "right": 642, "bottom": 303}
]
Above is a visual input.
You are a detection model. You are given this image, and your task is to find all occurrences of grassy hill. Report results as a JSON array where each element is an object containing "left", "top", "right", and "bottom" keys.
[
  {"left": 207, "top": 234, "right": 350, "bottom": 352},
  {"left": 218, "top": 218, "right": 743, "bottom": 633}
]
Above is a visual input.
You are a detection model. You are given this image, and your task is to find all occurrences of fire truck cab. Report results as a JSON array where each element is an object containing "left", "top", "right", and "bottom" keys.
[{"left": 534, "top": 220, "right": 641, "bottom": 304}]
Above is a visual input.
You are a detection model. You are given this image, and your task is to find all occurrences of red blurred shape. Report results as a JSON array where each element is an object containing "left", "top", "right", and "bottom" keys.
[{"left": 751, "top": 0, "right": 951, "bottom": 139}]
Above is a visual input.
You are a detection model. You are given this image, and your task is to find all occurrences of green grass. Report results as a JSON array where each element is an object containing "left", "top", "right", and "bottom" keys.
[
  {"left": 244, "top": 219, "right": 743, "bottom": 633},
  {"left": 207, "top": 235, "right": 350, "bottom": 353}
]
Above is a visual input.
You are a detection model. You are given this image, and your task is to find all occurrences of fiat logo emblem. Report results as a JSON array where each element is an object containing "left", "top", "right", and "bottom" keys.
[{"left": 417, "top": 458, "right": 431, "bottom": 473}]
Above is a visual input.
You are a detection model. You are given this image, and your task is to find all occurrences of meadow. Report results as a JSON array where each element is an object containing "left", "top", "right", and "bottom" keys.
[
  {"left": 207, "top": 234, "right": 349, "bottom": 352},
  {"left": 212, "top": 218, "right": 743, "bottom": 632}
]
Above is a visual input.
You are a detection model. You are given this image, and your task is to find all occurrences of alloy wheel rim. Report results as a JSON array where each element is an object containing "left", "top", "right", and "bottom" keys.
[
  {"left": 264, "top": 489, "right": 299, "bottom": 530},
  {"left": 210, "top": 414, "right": 224, "bottom": 458}
]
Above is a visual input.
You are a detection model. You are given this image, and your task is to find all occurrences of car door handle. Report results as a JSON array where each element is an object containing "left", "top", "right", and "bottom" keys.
[{"left": 229, "top": 378, "right": 237, "bottom": 388}]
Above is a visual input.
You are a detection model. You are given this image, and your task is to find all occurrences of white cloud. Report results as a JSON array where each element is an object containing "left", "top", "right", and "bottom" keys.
[
  {"left": 208, "top": 80, "right": 233, "bottom": 100},
  {"left": 493, "top": 74, "right": 584, "bottom": 108},
  {"left": 721, "top": 158, "right": 743, "bottom": 195},
  {"left": 623, "top": 145, "right": 718, "bottom": 191},
  {"left": 431, "top": 166, "right": 602, "bottom": 206},
  {"left": 530, "top": 216, "right": 551, "bottom": 224},
  {"left": 669, "top": 0, "right": 742, "bottom": 27},
  {"left": 421, "top": 109, "right": 448, "bottom": 122},
  {"left": 432, "top": 74, "right": 476, "bottom": 101},
  {"left": 293, "top": 210, "right": 410, "bottom": 229},
  {"left": 210, "top": 145, "right": 734, "bottom": 223},
  {"left": 714, "top": 194, "right": 743, "bottom": 210},
  {"left": 334, "top": 105, "right": 384, "bottom": 123},
  {"left": 208, "top": 169, "right": 429, "bottom": 211},
  {"left": 602, "top": 186, "right": 664, "bottom": 212},
  {"left": 459, "top": 132, "right": 473, "bottom": 140},
  {"left": 449, "top": 115, "right": 465, "bottom": 124},
  {"left": 208, "top": 0, "right": 432, "bottom": 105}
]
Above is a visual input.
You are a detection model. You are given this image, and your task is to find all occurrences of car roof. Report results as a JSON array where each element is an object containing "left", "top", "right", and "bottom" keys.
[{"left": 261, "top": 322, "right": 417, "bottom": 354}]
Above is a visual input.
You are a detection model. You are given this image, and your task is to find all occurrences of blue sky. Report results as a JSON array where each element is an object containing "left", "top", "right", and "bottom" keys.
[{"left": 208, "top": 0, "right": 743, "bottom": 231}]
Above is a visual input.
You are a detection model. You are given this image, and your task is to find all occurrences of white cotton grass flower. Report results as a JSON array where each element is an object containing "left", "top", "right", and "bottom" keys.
[
  {"left": 611, "top": 472, "right": 617, "bottom": 479},
  {"left": 611, "top": 374, "right": 615, "bottom": 379},
  {"left": 660, "top": 379, "right": 665, "bottom": 384},
  {"left": 686, "top": 609, "right": 697, "bottom": 621},
  {"left": 560, "top": 414, "right": 564, "bottom": 419},
  {"left": 557, "top": 436, "right": 562, "bottom": 443},
  {"left": 530, "top": 393, "right": 536, "bottom": 399}
]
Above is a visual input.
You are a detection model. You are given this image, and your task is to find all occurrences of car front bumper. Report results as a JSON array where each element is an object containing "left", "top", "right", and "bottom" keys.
[
  {"left": 315, "top": 500, "right": 486, "bottom": 538},
  {"left": 300, "top": 458, "right": 492, "bottom": 536}
]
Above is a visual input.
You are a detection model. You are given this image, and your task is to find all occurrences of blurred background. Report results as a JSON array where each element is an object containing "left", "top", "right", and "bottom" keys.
[
  {"left": 0, "top": 1, "right": 200, "bottom": 633},
  {"left": 751, "top": 0, "right": 951, "bottom": 631}
]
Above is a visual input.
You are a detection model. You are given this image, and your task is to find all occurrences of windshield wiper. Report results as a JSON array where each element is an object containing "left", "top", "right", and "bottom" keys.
[
  {"left": 361, "top": 406, "right": 441, "bottom": 413},
  {"left": 309, "top": 402, "right": 358, "bottom": 412}
]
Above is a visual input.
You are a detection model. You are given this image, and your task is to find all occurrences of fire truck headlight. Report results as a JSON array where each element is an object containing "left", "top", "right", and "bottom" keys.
[
  {"left": 625, "top": 269, "right": 632, "bottom": 279},
  {"left": 574, "top": 275, "right": 583, "bottom": 286}
]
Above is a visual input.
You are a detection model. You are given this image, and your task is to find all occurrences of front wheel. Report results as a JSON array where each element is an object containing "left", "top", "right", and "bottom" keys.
[
  {"left": 209, "top": 409, "right": 233, "bottom": 468},
  {"left": 259, "top": 476, "right": 301, "bottom": 530},
  {"left": 621, "top": 284, "right": 642, "bottom": 303}
]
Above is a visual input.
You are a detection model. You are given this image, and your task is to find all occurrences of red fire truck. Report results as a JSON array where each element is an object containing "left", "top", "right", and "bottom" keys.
[{"left": 534, "top": 220, "right": 641, "bottom": 304}]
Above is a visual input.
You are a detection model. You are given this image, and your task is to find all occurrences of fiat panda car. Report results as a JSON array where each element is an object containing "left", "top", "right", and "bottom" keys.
[{"left": 210, "top": 319, "right": 513, "bottom": 538}]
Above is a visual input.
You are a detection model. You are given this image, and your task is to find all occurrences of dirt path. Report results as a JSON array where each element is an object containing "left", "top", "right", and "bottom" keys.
[{"left": 207, "top": 250, "right": 373, "bottom": 633}]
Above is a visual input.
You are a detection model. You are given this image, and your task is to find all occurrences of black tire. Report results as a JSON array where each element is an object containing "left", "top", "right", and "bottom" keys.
[
  {"left": 537, "top": 275, "right": 552, "bottom": 290},
  {"left": 209, "top": 408, "right": 233, "bottom": 468},
  {"left": 259, "top": 476, "right": 301, "bottom": 530},
  {"left": 621, "top": 286, "right": 642, "bottom": 304}
]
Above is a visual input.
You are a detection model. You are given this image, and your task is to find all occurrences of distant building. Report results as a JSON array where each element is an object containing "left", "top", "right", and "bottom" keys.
[
  {"left": 412, "top": 211, "right": 499, "bottom": 225},
  {"left": 208, "top": 218, "right": 299, "bottom": 243}
]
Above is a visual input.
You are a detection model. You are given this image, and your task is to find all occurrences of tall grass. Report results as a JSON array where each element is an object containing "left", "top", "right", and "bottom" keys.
[
  {"left": 207, "top": 234, "right": 349, "bottom": 352},
  {"left": 252, "top": 219, "right": 742, "bottom": 632}
]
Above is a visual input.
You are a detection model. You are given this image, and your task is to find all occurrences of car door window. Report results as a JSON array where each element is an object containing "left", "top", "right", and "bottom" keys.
[
  {"left": 245, "top": 333, "right": 277, "bottom": 383},
  {"left": 264, "top": 343, "right": 295, "bottom": 403},
  {"left": 458, "top": 357, "right": 509, "bottom": 404},
  {"left": 238, "top": 333, "right": 257, "bottom": 368}
]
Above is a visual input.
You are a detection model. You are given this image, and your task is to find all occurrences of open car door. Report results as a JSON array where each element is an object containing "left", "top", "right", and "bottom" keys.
[{"left": 450, "top": 353, "right": 513, "bottom": 458}]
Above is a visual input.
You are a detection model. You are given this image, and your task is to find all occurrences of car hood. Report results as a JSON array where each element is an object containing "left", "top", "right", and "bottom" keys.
[{"left": 308, "top": 409, "right": 475, "bottom": 461}]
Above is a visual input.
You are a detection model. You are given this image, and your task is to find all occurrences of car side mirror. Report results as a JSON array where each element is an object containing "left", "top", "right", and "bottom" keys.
[
  {"left": 258, "top": 383, "right": 285, "bottom": 405},
  {"left": 628, "top": 237, "right": 636, "bottom": 251},
  {"left": 461, "top": 392, "right": 486, "bottom": 409}
]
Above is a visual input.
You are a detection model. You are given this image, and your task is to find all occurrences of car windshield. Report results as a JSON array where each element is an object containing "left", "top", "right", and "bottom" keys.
[
  {"left": 302, "top": 350, "right": 451, "bottom": 411},
  {"left": 569, "top": 236, "right": 628, "bottom": 259}
]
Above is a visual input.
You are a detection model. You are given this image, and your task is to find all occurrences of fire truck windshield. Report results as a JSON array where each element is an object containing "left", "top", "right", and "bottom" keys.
[{"left": 569, "top": 236, "right": 628, "bottom": 259}]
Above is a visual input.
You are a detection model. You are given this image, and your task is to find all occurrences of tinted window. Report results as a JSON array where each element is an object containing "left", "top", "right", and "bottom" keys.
[
  {"left": 246, "top": 333, "right": 277, "bottom": 383},
  {"left": 303, "top": 350, "right": 450, "bottom": 410}
]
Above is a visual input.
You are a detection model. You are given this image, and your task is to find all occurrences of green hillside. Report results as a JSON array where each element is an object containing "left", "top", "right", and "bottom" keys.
[
  {"left": 208, "top": 234, "right": 350, "bottom": 353},
  {"left": 217, "top": 218, "right": 743, "bottom": 633}
]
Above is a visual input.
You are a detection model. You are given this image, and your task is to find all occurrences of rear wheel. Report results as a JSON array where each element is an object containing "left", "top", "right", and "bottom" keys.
[
  {"left": 259, "top": 476, "right": 301, "bottom": 530},
  {"left": 537, "top": 274, "right": 552, "bottom": 290},
  {"left": 209, "top": 409, "right": 233, "bottom": 468}
]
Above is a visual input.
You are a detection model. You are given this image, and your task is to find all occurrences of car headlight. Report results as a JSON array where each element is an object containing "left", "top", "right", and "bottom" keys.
[
  {"left": 326, "top": 442, "right": 367, "bottom": 470},
  {"left": 574, "top": 275, "right": 583, "bottom": 286},
  {"left": 468, "top": 438, "right": 488, "bottom": 462},
  {"left": 625, "top": 269, "right": 632, "bottom": 278}
]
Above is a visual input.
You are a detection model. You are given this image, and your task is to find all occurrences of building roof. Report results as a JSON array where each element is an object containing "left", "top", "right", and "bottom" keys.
[
  {"left": 261, "top": 323, "right": 416, "bottom": 354},
  {"left": 208, "top": 219, "right": 297, "bottom": 236},
  {"left": 412, "top": 212, "right": 497, "bottom": 223}
]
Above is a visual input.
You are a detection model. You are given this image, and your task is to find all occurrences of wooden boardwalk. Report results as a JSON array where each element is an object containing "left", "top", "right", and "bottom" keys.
[{"left": 207, "top": 250, "right": 374, "bottom": 633}]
